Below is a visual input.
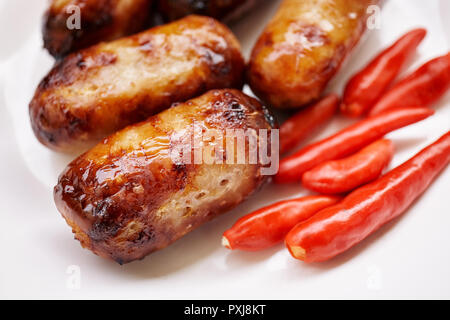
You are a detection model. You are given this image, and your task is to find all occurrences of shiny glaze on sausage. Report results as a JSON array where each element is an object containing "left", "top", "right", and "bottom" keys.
[
  {"left": 31, "top": 15, "right": 245, "bottom": 152},
  {"left": 54, "top": 89, "right": 275, "bottom": 264},
  {"left": 43, "top": 0, "right": 154, "bottom": 58},
  {"left": 248, "top": 0, "right": 380, "bottom": 109}
]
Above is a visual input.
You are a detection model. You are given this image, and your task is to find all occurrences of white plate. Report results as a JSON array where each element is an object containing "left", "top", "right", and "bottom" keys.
[{"left": 0, "top": 0, "right": 449, "bottom": 299}]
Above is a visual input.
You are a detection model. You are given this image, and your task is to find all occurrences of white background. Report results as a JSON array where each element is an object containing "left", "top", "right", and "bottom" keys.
[{"left": 0, "top": 0, "right": 449, "bottom": 299}]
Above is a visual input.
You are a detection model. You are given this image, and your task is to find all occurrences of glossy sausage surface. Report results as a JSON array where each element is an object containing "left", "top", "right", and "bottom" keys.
[
  {"left": 158, "top": 0, "right": 256, "bottom": 23},
  {"left": 248, "top": 0, "right": 380, "bottom": 109},
  {"left": 43, "top": 0, "right": 154, "bottom": 58},
  {"left": 54, "top": 89, "right": 275, "bottom": 264},
  {"left": 31, "top": 15, "right": 245, "bottom": 152}
]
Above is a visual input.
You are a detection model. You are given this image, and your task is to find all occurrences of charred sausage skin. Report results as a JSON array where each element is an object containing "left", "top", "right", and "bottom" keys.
[
  {"left": 158, "top": 0, "right": 256, "bottom": 23},
  {"left": 31, "top": 15, "right": 245, "bottom": 152},
  {"left": 248, "top": 0, "right": 380, "bottom": 109},
  {"left": 54, "top": 89, "right": 275, "bottom": 264},
  {"left": 43, "top": 0, "right": 154, "bottom": 58}
]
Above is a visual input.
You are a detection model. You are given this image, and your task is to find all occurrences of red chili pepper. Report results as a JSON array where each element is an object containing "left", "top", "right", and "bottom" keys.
[
  {"left": 369, "top": 52, "right": 450, "bottom": 116},
  {"left": 275, "top": 107, "right": 433, "bottom": 184},
  {"left": 302, "top": 139, "right": 394, "bottom": 194},
  {"left": 279, "top": 94, "right": 339, "bottom": 155},
  {"left": 341, "top": 28, "right": 427, "bottom": 117},
  {"left": 286, "top": 131, "right": 450, "bottom": 263},
  {"left": 222, "top": 195, "right": 340, "bottom": 251}
]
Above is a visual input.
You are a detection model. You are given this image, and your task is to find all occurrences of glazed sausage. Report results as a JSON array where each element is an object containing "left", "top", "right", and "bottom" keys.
[
  {"left": 248, "top": 0, "right": 380, "bottom": 109},
  {"left": 31, "top": 15, "right": 245, "bottom": 152},
  {"left": 54, "top": 89, "right": 275, "bottom": 264},
  {"left": 158, "top": 0, "right": 256, "bottom": 23},
  {"left": 43, "top": 0, "right": 154, "bottom": 58}
]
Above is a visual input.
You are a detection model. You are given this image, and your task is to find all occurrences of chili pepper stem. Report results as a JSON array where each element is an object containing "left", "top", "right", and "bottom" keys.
[{"left": 288, "top": 245, "right": 306, "bottom": 260}]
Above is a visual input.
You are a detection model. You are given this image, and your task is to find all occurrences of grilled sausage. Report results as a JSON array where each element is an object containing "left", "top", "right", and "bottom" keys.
[
  {"left": 54, "top": 89, "right": 276, "bottom": 264},
  {"left": 158, "top": 0, "right": 256, "bottom": 23},
  {"left": 43, "top": 0, "right": 154, "bottom": 58},
  {"left": 31, "top": 15, "right": 245, "bottom": 152},
  {"left": 248, "top": 0, "right": 380, "bottom": 109}
]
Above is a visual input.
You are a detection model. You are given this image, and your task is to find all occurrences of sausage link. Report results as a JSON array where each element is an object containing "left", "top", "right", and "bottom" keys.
[
  {"left": 54, "top": 89, "right": 276, "bottom": 264},
  {"left": 43, "top": 0, "right": 154, "bottom": 58},
  {"left": 31, "top": 15, "right": 245, "bottom": 152},
  {"left": 248, "top": 0, "right": 380, "bottom": 109}
]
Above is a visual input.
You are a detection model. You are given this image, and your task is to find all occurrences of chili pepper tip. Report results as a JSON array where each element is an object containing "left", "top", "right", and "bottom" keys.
[
  {"left": 222, "top": 236, "right": 232, "bottom": 250},
  {"left": 340, "top": 102, "right": 362, "bottom": 118}
]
